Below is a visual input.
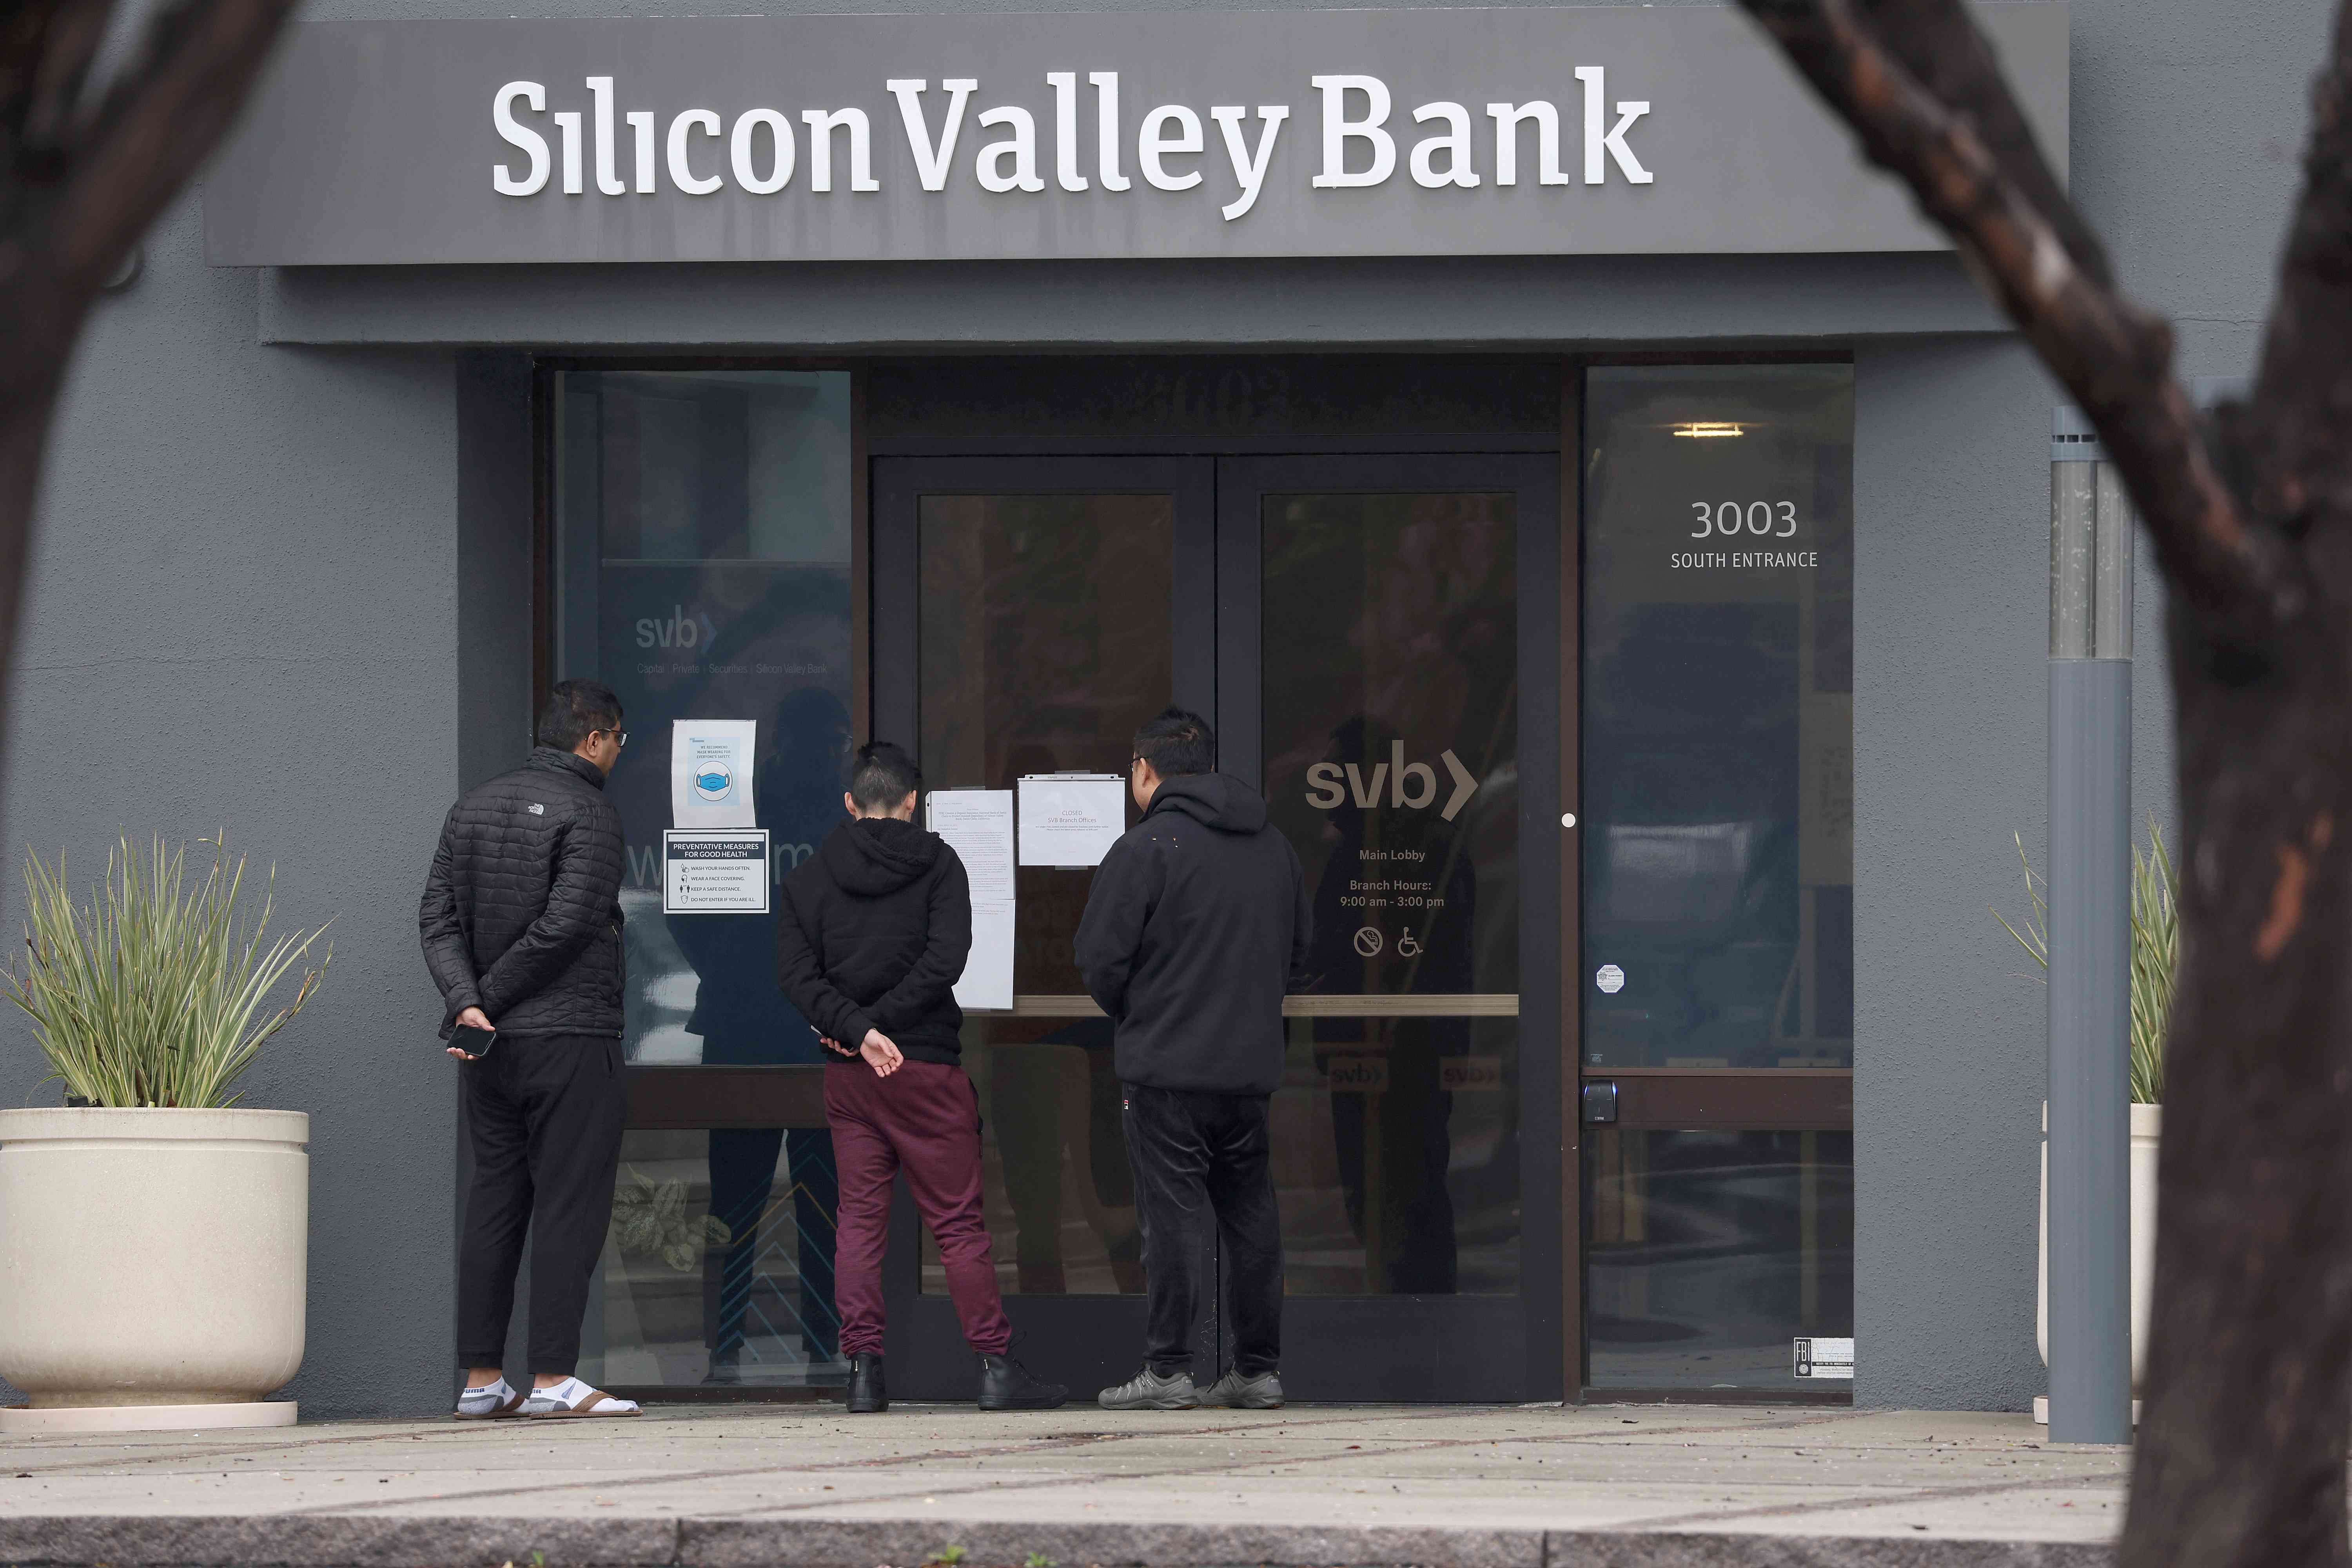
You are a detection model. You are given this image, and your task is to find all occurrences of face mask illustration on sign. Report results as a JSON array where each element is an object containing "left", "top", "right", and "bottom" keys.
[{"left": 1304, "top": 740, "right": 1479, "bottom": 821}]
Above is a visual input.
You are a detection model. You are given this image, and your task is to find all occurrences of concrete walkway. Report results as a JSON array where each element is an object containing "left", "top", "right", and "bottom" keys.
[{"left": 0, "top": 1403, "right": 2126, "bottom": 1566}]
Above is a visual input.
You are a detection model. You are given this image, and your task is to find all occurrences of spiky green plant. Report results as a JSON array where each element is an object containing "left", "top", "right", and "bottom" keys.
[
  {"left": 1992, "top": 817, "right": 2176, "bottom": 1104},
  {"left": 1, "top": 835, "right": 330, "bottom": 1108}
]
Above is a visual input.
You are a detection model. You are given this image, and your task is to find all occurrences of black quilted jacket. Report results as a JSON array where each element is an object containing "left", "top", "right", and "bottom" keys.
[{"left": 419, "top": 747, "right": 626, "bottom": 1039}]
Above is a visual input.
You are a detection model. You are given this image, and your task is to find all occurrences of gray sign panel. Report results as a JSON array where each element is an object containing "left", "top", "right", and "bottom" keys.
[{"left": 203, "top": 5, "right": 2067, "bottom": 266}]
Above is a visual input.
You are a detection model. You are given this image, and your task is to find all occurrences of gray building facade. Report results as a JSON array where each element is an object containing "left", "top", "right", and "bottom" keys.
[{"left": 0, "top": 0, "right": 2313, "bottom": 1418}]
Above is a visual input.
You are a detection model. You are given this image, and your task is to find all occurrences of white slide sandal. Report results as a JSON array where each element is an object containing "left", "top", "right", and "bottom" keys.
[{"left": 521, "top": 1376, "right": 641, "bottom": 1418}]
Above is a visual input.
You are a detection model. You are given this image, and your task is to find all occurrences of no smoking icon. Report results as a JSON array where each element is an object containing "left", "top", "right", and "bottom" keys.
[{"left": 1353, "top": 927, "right": 1384, "bottom": 957}]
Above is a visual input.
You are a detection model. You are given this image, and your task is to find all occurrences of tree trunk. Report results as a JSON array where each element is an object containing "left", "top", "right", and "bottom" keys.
[
  {"left": 1731, "top": 0, "right": 2352, "bottom": 1562},
  {"left": 2121, "top": 599, "right": 2352, "bottom": 1565}
]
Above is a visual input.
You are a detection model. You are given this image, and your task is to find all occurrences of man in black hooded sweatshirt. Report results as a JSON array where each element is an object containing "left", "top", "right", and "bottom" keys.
[
  {"left": 775, "top": 741, "right": 1065, "bottom": 1414},
  {"left": 1075, "top": 708, "right": 1309, "bottom": 1412}
]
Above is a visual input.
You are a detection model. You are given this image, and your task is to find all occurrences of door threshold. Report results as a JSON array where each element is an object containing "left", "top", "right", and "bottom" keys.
[
  {"left": 1579, "top": 1387, "right": 1853, "bottom": 1406},
  {"left": 608, "top": 1385, "right": 842, "bottom": 1405}
]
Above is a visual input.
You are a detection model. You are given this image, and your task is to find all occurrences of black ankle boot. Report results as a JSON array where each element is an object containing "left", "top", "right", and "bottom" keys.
[
  {"left": 846, "top": 1352, "right": 888, "bottom": 1413},
  {"left": 977, "top": 1352, "right": 1069, "bottom": 1411}
]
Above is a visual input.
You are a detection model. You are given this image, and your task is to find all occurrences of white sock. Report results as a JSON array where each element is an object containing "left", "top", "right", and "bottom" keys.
[{"left": 529, "top": 1376, "right": 637, "bottom": 1413}]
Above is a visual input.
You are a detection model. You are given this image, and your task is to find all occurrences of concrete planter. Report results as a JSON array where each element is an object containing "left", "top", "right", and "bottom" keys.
[
  {"left": 0, "top": 1107, "right": 307, "bottom": 1432},
  {"left": 2035, "top": 1101, "right": 2160, "bottom": 1423}
]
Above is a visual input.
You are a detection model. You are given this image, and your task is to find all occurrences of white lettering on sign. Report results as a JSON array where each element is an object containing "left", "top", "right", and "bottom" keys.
[
  {"left": 1690, "top": 501, "right": 1798, "bottom": 539},
  {"left": 490, "top": 70, "right": 1654, "bottom": 221},
  {"left": 1310, "top": 74, "right": 1394, "bottom": 189},
  {"left": 493, "top": 81, "right": 551, "bottom": 194},
  {"left": 1669, "top": 550, "right": 1821, "bottom": 570}
]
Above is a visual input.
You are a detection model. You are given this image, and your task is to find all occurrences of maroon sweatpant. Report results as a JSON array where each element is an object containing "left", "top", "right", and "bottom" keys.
[{"left": 825, "top": 1058, "right": 1013, "bottom": 1358}]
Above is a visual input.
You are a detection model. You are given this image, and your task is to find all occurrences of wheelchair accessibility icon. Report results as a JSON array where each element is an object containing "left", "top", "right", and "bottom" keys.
[{"left": 1396, "top": 928, "right": 1423, "bottom": 958}]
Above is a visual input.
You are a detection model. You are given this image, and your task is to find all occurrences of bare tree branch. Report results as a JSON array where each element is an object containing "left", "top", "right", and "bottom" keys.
[
  {"left": 2245, "top": 1, "right": 2352, "bottom": 540},
  {"left": 1739, "top": 2, "right": 2352, "bottom": 1565},
  {"left": 1857, "top": 0, "right": 2113, "bottom": 289},
  {"left": 15, "top": 0, "right": 300, "bottom": 293},
  {"left": 22, "top": 1, "right": 112, "bottom": 151},
  {"left": 1739, "top": 0, "right": 2289, "bottom": 632},
  {"left": 0, "top": 0, "right": 301, "bottom": 796}
]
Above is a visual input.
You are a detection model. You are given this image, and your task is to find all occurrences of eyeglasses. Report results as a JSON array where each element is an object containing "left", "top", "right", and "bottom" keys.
[{"left": 596, "top": 729, "right": 629, "bottom": 748}]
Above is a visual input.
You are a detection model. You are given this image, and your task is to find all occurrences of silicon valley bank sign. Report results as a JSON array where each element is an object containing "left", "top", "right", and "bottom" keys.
[{"left": 203, "top": 7, "right": 2066, "bottom": 266}]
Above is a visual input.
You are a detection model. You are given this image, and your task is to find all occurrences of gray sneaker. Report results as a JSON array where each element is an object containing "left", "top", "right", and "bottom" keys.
[
  {"left": 1099, "top": 1367, "right": 1200, "bottom": 1410},
  {"left": 1200, "top": 1368, "right": 1284, "bottom": 1409}
]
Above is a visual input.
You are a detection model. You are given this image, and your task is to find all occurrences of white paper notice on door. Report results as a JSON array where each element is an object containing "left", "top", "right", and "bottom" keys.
[
  {"left": 671, "top": 719, "right": 758, "bottom": 829},
  {"left": 1017, "top": 774, "right": 1127, "bottom": 867},
  {"left": 957, "top": 903, "right": 1016, "bottom": 1011},
  {"left": 927, "top": 789, "right": 1015, "bottom": 905},
  {"left": 926, "top": 790, "right": 1016, "bottom": 1010}
]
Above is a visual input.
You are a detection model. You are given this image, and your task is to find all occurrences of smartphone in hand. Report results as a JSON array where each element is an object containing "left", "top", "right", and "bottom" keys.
[{"left": 450, "top": 1024, "right": 495, "bottom": 1059}]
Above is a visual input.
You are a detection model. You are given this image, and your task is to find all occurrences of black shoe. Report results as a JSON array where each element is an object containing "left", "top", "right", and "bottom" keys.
[
  {"left": 1200, "top": 1368, "right": 1285, "bottom": 1409},
  {"left": 846, "top": 1352, "right": 888, "bottom": 1413},
  {"left": 977, "top": 1353, "right": 1069, "bottom": 1411},
  {"left": 1098, "top": 1366, "right": 1200, "bottom": 1410}
]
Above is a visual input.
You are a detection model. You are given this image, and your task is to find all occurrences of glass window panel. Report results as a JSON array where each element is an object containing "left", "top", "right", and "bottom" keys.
[
  {"left": 916, "top": 492, "right": 1173, "bottom": 1296},
  {"left": 554, "top": 368, "right": 856, "bottom": 1069},
  {"left": 1584, "top": 1129, "right": 1854, "bottom": 1389},
  {"left": 1261, "top": 492, "right": 1520, "bottom": 1297},
  {"left": 581, "top": 1128, "right": 843, "bottom": 1390},
  {"left": 554, "top": 370, "right": 852, "bottom": 1393},
  {"left": 1584, "top": 366, "right": 1855, "bottom": 1069}
]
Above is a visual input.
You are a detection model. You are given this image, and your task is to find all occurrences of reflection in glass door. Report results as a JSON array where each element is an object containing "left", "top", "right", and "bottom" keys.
[
  {"left": 1260, "top": 492, "right": 1521, "bottom": 1298},
  {"left": 919, "top": 490, "right": 1169, "bottom": 1302},
  {"left": 876, "top": 457, "right": 1213, "bottom": 1399},
  {"left": 1222, "top": 455, "right": 1564, "bottom": 1403}
]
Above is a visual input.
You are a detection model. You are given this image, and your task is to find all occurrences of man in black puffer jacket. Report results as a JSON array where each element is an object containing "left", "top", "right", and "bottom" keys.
[
  {"left": 777, "top": 741, "right": 1065, "bottom": 1414},
  {"left": 1076, "top": 707, "right": 1308, "bottom": 1415},
  {"left": 421, "top": 679, "right": 638, "bottom": 1421}
]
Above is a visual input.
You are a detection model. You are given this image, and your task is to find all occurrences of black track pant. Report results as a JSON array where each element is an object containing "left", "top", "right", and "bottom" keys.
[
  {"left": 456, "top": 1033, "right": 628, "bottom": 1375},
  {"left": 1123, "top": 1084, "right": 1283, "bottom": 1378}
]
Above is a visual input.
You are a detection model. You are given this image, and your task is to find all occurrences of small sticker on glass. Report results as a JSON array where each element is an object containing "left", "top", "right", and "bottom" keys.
[
  {"left": 1794, "top": 1336, "right": 1855, "bottom": 1379},
  {"left": 1595, "top": 963, "right": 1626, "bottom": 994}
]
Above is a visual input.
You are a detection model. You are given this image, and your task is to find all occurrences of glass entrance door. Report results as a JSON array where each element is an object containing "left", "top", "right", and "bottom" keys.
[
  {"left": 874, "top": 457, "right": 1215, "bottom": 1397},
  {"left": 874, "top": 452, "right": 1564, "bottom": 1403},
  {"left": 1220, "top": 456, "right": 1564, "bottom": 1401}
]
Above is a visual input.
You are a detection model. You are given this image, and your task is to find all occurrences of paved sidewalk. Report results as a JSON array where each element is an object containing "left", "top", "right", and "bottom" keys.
[{"left": 0, "top": 1403, "right": 2125, "bottom": 1566}]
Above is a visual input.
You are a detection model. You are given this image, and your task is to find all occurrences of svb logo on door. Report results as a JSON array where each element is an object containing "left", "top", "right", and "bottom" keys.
[{"left": 1304, "top": 740, "right": 1480, "bottom": 821}]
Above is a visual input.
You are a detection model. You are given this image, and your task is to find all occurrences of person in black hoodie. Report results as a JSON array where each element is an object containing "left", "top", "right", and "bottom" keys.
[
  {"left": 775, "top": 741, "right": 1066, "bottom": 1414},
  {"left": 1075, "top": 707, "right": 1309, "bottom": 1412}
]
